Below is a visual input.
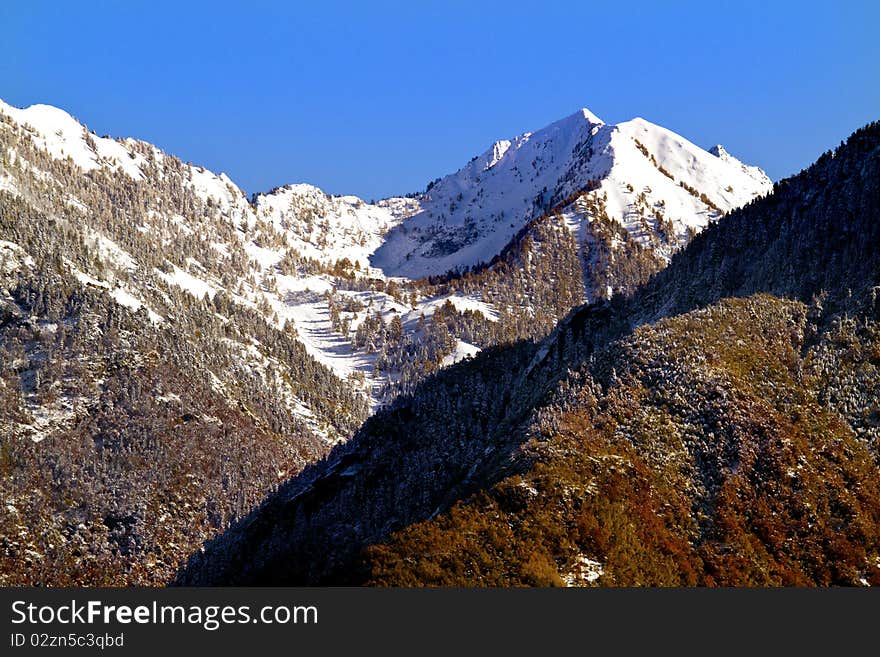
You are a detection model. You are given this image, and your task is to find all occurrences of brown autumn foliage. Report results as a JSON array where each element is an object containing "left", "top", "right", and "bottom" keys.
[{"left": 365, "top": 296, "right": 880, "bottom": 586}]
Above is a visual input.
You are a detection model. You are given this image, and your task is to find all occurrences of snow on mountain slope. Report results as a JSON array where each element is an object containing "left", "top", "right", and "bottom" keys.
[
  {"left": 0, "top": 99, "right": 372, "bottom": 438},
  {"left": 372, "top": 109, "right": 604, "bottom": 278},
  {"left": 0, "top": 96, "right": 771, "bottom": 422},
  {"left": 0, "top": 99, "right": 257, "bottom": 230},
  {"left": 254, "top": 184, "right": 420, "bottom": 272},
  {"left": 408, "top": 293, "right": 500, "bottom": 323},
  {"left": 372, "top": 108, "right": 772, "bottom": 278},
  {"left": 605, "top": 118, "right": 771, "bottom": 239},
  {"left": 254, "top": 184, "right": 419, "bottom": 275},
  {"left": 0, "top": 98, "right": 500, "bottom": 418},
  {"left": 0, "top": 99, "right": 147, "bottom": 180},
  {"left": 441, "top": 340, "right": 480, "bottom": 367},
  {"left": 0, "top": 240, "right": 34, "bottom": 272},
  {"left": 708, "top": 143, "right": 768, "bottom": 183}
]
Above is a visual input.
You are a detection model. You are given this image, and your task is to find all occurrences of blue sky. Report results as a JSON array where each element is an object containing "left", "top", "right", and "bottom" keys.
[{"left": 1, "top": 1, "right": 877, "bottom": 199}]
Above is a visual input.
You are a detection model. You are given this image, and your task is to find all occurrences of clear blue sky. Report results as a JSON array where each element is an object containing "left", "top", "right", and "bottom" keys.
[{"left": 1, "top": 1, "right": 877, "bottom": 199}]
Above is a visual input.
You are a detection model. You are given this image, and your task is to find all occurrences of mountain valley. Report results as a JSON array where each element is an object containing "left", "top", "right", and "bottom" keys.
[{"left": 1, "top": 97, "right": 875, "bottom": 587}]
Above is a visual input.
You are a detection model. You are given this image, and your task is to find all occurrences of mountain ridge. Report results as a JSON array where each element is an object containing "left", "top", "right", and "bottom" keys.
[
  {"left": 372, "top": 107, "right": 771, "bottom": 280},
  {"left": 0, "top": 96, "right": 773, "bottom": 413},
  {"left": 0, "top": 96, "right": 799, "bottom": 586},
  {"left": 0, "top": 97, "right": 770, "bottom": 278},
  {"left": 175, "top": 120, "right": 880, "bottom": 586}
]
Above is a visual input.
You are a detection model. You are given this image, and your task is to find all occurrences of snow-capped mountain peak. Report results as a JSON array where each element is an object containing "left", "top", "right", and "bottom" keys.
[
  {"left": 371, "top": 109, "right": 771, "bottom": 279},
  {"left": 369, "top": 108, "right": 608, "bottom": 278},
  {"left": 0, "top": 96, "right": 774, "bottom": 425}
]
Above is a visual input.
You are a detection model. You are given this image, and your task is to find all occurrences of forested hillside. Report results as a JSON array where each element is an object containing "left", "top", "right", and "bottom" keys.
[
  {"left": 0, "top": 97, "right": 791, "bottom": 585},
  {"left": 177, "top": 121, "right": 880, "bottom": 586}
]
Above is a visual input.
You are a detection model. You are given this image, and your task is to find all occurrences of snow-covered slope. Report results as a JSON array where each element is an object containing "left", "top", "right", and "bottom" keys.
[
  {"left": 0, "top": 98, "right": 497, "bottom": 423},
  {"left": 254, "top": 184, "right": 419, "bottom": 272},
  {"left": 372, "top": 108, "right": 772, "bottom": 278},
  {"left": 0, "top": 99, "right": 257, "bottom": 228},
  {"left": 0, "top": 96, "right": 773, "bottom": 427},
  {"left": 0, "top": 99, "right": 370, "bottom": 440},
  {"left": 0, "top": 100, "right": 148, "bottom": 180}
]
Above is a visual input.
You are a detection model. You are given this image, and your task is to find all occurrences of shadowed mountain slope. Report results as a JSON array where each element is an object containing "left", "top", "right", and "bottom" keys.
[{"left": 177, "top": 122, "right": 880, "bottom": 586}]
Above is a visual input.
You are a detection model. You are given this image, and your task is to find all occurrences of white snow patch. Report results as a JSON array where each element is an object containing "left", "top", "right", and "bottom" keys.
[
  {"left": 156, "top": 265, "right": 216, "bottom": 300},
  {"left": 70, "top": 266, "right": 111, "bottom": 289},
  {"left": 0, "top": 170, "right": 19, "bottom": 196},
  {"left": 405, "top": 293, "right": 499, "bottom": 324},
  {"left": 85, "top": 231, "right": 137, "bottom": 272},
  {"left": 441, "top": 340, "right": 480, "bottom": 366},
  {"left": 110, "top": 286, "right": 164, "bottom": 324},
  {"left": 562, "top": 555, "right": 605, "bottom": 586},
  {"left": 0, "top": 240, "right": 34, "bottom": 271}
]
